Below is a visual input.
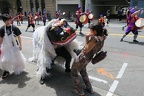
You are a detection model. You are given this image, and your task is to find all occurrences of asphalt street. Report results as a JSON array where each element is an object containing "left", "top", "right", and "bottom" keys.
[{"left": 0, "top": 19, "right": 144, "bottom": 96}]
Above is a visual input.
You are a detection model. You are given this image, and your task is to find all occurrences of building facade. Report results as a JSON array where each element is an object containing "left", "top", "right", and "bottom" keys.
[
  {"left": 0, "top": 0, "right": 130, "bottom": 19},
  {"left": 0, "top": 0, "right": 56, "bottom": 18}
]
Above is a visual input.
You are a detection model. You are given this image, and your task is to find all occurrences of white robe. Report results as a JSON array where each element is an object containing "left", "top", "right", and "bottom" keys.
[{"left": 0, "top": 25, "right": 26, "bottom": 75}]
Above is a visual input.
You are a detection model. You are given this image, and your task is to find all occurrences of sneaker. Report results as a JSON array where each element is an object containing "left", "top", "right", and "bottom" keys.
[
  {"left": 122, "top": 27, "right": 124, "bottom": 31},
  {"left": 79, "top": 32, "right": 85, "bottom": 36},
  {"left": 120, "top": 38, "right": 123, "bottom": 42},
  {"left": 133, "top": 40, "right": 138, "bottom": 42},
  {"left": 65, "top": 68, "right": 71, "bottom": 72},
  {"left": 2, "top": 71, "right": 10, "bottom": 79}
]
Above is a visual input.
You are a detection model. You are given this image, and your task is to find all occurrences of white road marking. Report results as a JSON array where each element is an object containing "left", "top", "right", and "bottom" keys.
[
  {"left": 89, "top": 76, "right": 109, "bottom": 84},
  {"left": 106, "top": 80, "right": 119, "bottom": 96},
  {"left": 106, "top": 63, "right": 128, "bottom": 96},
  {"left": 21, "top": 36, "right": 33, "bottom": 40},
  {"left": 116, "top": 63, "right": 128, "bottom": 79}
]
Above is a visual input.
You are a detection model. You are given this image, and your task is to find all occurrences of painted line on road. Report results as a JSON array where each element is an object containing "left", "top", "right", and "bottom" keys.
[
  {"left": 21, "top": 36, "right": 33, "bottom": 40},
  {"left": 76, "top": 30, "right": 144, "bottom": 38},
  {"left": 106, "top": 80, "right": 119, "bottom": 96},
  {"left": 106, "top": 63, "right": 128, "bottom": 96},
  {"left": 116, "top": 63, "right": 128, "bottom": 79},
  {"left": 89, "top": 76, "right": 109, "bottom": 84}
]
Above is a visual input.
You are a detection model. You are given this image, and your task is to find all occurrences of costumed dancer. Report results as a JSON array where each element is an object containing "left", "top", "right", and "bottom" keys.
[
  {"left": 19, "top": 12, "right": 24, "bottom": 24},
  {"left": 15, "top": 13, "right": 21, "bottom": 26},
  {"left": 55, "top": 10, "right": 60, "bottom": 19},
  {"left": 0, "top": 14, "right": 26, "bottom": 79},
  {"left": 25, "top": 12, "right": 35, "bottom": 32},
  {"left": 122, "top": 7, "right": 133, "bottom": 31},
  {"left": 10, "top": 15, "right": 14, "bottom": 25},
  {"left": 75, "top": 6, "right": 84, "bottom": 36},
  {"left": 42, "top": 13, "right": 47, "bottom": 26},
  {"left": 120, "top": 8, "right": 142, "bottom": 42},
  {"left": 98, "top": 14, "right": 105, "bottom": 27},
  {"left": 29, "top": 19, "right": 82, "bottom": 84},
  {"left": 85, "top": 8, "right": 93, "bottom": 28},
  {"left": 34, "top": 12, "right": 40, "bottom": 25},
  {"left": 71, "top": 22, "right": 108, "bottom": 96}
]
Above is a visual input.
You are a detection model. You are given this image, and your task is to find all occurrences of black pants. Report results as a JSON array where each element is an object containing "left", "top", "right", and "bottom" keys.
[{"left": 55, "top": 47, "right": 72, "bottom": 69}]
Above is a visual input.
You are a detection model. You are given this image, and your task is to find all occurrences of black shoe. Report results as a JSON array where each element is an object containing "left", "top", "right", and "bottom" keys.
[
  {"left": 65, "top": 68, "right": 71, "bottom": 72},
  {"left": 120, "top": 38, "right": 123, "bottom": 42},
  {"left": 79, "top": 32, "right": 85, "bottom": 36},
  {"left": 39, "top": 77, "right": 45, "bottom": 85},
  {"left": 133, "top": 40, "right": 138, "bottom": 42},
  {"left": 122, "top": 27, "right": 124, "bottom": 31},
  {"left": 2, "top": 71, "right": 10, "bottom": 79}
]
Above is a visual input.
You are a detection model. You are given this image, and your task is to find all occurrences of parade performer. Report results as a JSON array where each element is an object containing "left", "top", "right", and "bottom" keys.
[
  {"left": 71, "top": 22, "right": 108, "bottom": 96},
  {"left": 15, "top": 13, "right": 21, "bottom": 26},
  {"left": 34, "top": 12, "right": 40, "bottom": 25},
  {"left": 0, "top": 14, "right": 26, "bottom": 79},
  {"left": 122, "top": 7, "right": 133, "bottom": 31},
  {"left": 98, "top": 14, "right": 105, "bottom": 27},
  {"left": 55, "top": 11, "right": 60, "bottom": 19},
  {"left": 25, "top": 12, "right": 35, "bottom": 32},
  {"left": 120, "top": 8, "right": 142, "bottom": 42},
  {"left": 75, "top": 6, "right": 84, "bottom": 36},
  {"left": 42, "top": 13, "right": 47, "bottom": 26},
  {"left": 19, "top": 12, "right": 24, "bottom": 24},
  {"left": 29, "top": 19, "right": 82, "bottom": 84},
  {"left": 85, "top": 9, "right": 93, "bottom": 28},
  {"left": 10, "top": 15, "right": 14, "bottom": 25}
]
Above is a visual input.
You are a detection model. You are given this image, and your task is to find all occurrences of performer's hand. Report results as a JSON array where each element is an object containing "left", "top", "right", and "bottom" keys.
[
  {"left": 19, "top": 46, "right": 22, "bottom": 50},
  {"left": 86, "top": 33, "right": 94, "bottom": 37}
]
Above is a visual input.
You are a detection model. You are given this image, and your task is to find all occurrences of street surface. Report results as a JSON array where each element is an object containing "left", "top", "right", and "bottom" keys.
[{"left": 0, "top": 19, "right": 144, "bottom": 96}]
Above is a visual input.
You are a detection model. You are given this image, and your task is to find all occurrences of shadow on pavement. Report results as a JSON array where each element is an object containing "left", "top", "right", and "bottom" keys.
[
  {"left": 43, "top": 65, "right": 101, "bottom": 96},
  {"left": 0, "top": 71, "right": 31, "bottom": 88},
  {"left": 123, "top": 41, "right": 144, "bottom": 46}
]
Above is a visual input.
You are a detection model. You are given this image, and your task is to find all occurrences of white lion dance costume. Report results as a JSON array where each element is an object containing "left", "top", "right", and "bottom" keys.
[{"left": 30, "top": 19, "right": 81, "bottom": 84}]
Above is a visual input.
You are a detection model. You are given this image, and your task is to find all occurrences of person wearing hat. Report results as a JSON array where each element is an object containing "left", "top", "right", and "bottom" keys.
[
  {"left": 98, "top": 14, "right": 105, "bottom": 27},
  {"left": 55, "top": 10, "right": 60, "bottom": 19},
  {"left": 85, "top": 8, "right": 93, "bottom": 28},
  {"left": 25, "top": 12, "right": 35, "bottom": 32},
  {"left": 42, "top": 13, "right": 47, "bottom": 26},
  {"left": 120, "top": 8, "right": 142, "bottom": 42},
  {"left": 75, "top": 6, "right": 85, "bottom": 36},
  {"left": 0, "top": 14, "right": 26, "bottom": 79}
]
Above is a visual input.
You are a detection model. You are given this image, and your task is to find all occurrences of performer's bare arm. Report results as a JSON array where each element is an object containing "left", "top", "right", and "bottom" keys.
[
  {"left": 131, "top": 9, "right": 142, "bottom": 17},
  {"left": 17, "top": 35, "right": 22, "bottom": 50},
  {"left": 0, "top": 37, "right": 3, "bottom": 46}
]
